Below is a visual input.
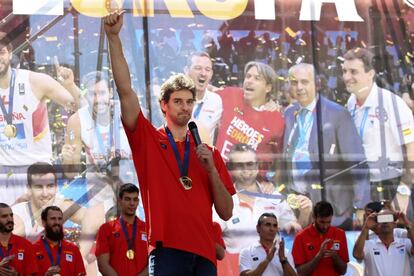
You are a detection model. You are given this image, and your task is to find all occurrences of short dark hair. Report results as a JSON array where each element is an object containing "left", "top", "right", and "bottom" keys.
[
  {"left": 118, "top": 183, "right": 139, "bottom": 199},
  {"left": 159, "top": 74, "right": 196, "bottom": 112},
  {"left": 244, "top": 61, "right": 277, "bottom": 96},
  {"left": 27, "top": 162, "right": 57, "bottom": 187},
  {"left": 257, "top": 212, "right": 277, "bottom": 226},
  {"left": 41, "top": 206, "right": 63, "bottom": 221},
  {"left": 0, "top": 33, "right": 13, "bottom": 53},
  {"left": 313, "top": 201, "right": 334, "bottom": 218},
  {"left": 343, "top": 48, "right": 375, "bottom": 72},
  {"left": 186, "top": 51, "right": 212, "bottom": 68},
  {"left": 0, "top": 203, "right": 10, "bottom": 209}
]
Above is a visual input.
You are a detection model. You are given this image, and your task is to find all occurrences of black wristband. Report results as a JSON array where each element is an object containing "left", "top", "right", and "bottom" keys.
[{"left": 280, "top": 258, "right": 288, "bottom": 265}]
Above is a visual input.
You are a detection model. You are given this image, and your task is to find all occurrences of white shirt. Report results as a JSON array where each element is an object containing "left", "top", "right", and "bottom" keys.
[
  {"left": 239, "top": 240, "right": 295, "bottom": 276},
  {"left": 214, "top": 191, "right": 297, "bottom": 254},
  {"left": 347, "top": 84, "right": 414, "bottom": 181},
  {"left": 191, "top": 90, "right": 223, "bottom": 144},
  {"left": 363, "top": 237, "right": 412, "bottom": 276}
]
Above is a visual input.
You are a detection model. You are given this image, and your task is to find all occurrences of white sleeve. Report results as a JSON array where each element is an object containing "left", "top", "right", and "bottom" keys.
[
  {"left": 392, "top": 96, "right": 414, "bottom": 145},
  {"left": 239, "top": 247, "right": 253, "bottom": 273}
]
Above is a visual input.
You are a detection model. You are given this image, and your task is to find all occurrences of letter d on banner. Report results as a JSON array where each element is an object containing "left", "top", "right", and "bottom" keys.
[{"left": 13, "top": 0, "right": 63, "bottom": 15}]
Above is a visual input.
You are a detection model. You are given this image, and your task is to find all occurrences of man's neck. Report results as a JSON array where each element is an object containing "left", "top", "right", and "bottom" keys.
[
  {"left": 247, "top": 98, "right": 266, "bottom": 109},
  {"left": 0, "top": 232, "right": 11, "bottom": 245},
  {"left": 354, "top": 84, "right": 373, "bottom": 105},
  {"left": 260, "top": 238, "right": 273, "bottom": 249},
  {"left": 196, "top": 89, "right": 205, "bottom": 101},
  {"left": 165, "top": 121, "right": 188, "bottom": 141},
  {"left": 122, "top": 214, "right": 136, "bottom": 224},
  {"left": 0, "top": 67, "right": 12, "bottom": 89},
  {"left": 45, "top": 237, "right": 60, "bottom": 246},
  {"left": 379, "top": 233, "right": 394, "bottom": 247},
  {"left": 236, "top": 181, "right": 258, "bottom": 192},
  {"left": 94, "top": 112, "right": 110, "bottom": 126}
]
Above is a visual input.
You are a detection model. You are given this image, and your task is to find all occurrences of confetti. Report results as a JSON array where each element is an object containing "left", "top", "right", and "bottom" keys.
[
  {"left": 23, "top": 105, "right": 28, "bottom": 111},
  {"left": 285, "top": 27, "right": 297, "bottom": 38},
  {"left": 7, "top": 171, "right": 13, "bottom": 178},
  {"left": 44, "top": 36, "right": 58, "bottom": 42}
]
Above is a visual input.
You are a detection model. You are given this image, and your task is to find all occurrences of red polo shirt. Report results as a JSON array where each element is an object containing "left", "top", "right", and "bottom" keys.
[
  {"left": 0, "top": 234, "right": 38, "bottom": 275},
  {"left": 95, "top": 217, "right": 148, "bottom": 275},
  {"left": 33, "top": 238, "right": 85, "bottom": 276},
  {"left": 124, "top": 112, "right": 236, "bottom": 266},
  {"left": 292, "top": 224, "right": 349, "bottom": 276}
]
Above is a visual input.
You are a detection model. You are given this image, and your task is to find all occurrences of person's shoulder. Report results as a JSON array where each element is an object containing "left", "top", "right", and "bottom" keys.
[
  {"left": 11, "top": 234, "right": 32, "bottom": 246},
  {"left": 62, "top": 239, "right": 80, "bottom": 250},
  {"left": 330, "top": 226, "right": 347, "bottom": 237},
  {"left": 99, "top": 218, "right": 119, "bottom": 231}
]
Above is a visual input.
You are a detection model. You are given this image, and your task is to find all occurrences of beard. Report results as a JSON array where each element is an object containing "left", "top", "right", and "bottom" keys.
[
  {"left": 0, "top": 221, "right": 13, "bottom": 233},
  {"left": 45, "top": 224, "right": 64, "bottom": 241}
]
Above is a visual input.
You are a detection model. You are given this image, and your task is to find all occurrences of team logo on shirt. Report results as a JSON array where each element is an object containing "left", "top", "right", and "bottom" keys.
[
  {"left": 17, "top": 252, "right": 24, "bottom": 260},
  {"left": 252, "top": 257, "right": 259, "bottom": 261},
  {"left": 113, "top": 232, "right": 120, "bottom": 238},
  {"left": 18, "top": 83, "right": 25, "bottom": 95},
  {"left": 232, "top": 217, "right": 240, "bottom": 224},
  {"left": 160, "top": 142, "right": 167, "bottom": 149},
  {"left": 66, "top": 254, "right": 73, "bottom": 262},
  {"left": 36, "top": 254, "right": 44, "bottom": 260},
  {"left": 332, "top": 242, "right": 340, "bottom": 250},
  {"left": 307, "top": 244, "right": 314, "bottom": 251}
]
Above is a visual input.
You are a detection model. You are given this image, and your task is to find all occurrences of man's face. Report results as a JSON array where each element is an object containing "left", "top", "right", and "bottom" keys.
[
  {"left": 342, "top": 59, "right": 375, "bottom": 96},
  {"left": 29, "top": 173, "right": 57, "bottom": 210},
  {"left": 0, "top": 207, "right": 14, "bottom": 233},
  {"left": 0, "top": 45, "right": 11, "bottom": 78},
  {"left": 243, "top": 66, "right": 271, "bottom": 106},
  {"left": 161, "top": 90, "right": 194, "bottom": 127},
  {"left": 228, "top": 150, "right": 258, "bottom": 185},
  {"left": 257, "top": 216, "right": 278, "bottom": 242},
  {"left": 119, "top": 191, "right": 139, "bottom": 217},
  {"left": 43, "top": 209, "right": 64, "bottom": 241},
  {"left": 314, "top": 215, "right": 332, "bottom": 234},
  {"left": 187, "top": 56, "right": 213, "bottom": 94},
  {"left": 87, "top": 80, "right": 111, "bottom": 117},
  {"left": 289, "top": 67, "right": 316, "bottom": 107}
]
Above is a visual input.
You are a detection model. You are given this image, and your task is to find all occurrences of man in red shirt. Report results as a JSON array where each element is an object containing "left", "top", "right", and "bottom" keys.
[
  {"left": 0, "top": 203, "right": 37, "bottom": 275},
  {"left": 33, "top": 206, "right": 85, "bottom": 276},
  {"left": 96, "top": 183, "right": 148, "bottom": 275},
  {"left": 292, "top": 201, "right": 348, "bottom": 276},
  {"left": 103, "top": 11, "right": 235, "bottom": 275}
]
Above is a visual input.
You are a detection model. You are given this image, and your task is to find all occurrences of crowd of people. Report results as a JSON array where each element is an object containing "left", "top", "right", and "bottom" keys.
[{"left": 0, "top": 3, "right": 414, "bottom": 275}]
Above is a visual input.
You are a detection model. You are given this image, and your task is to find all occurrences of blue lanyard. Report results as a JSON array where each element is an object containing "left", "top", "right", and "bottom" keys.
[
  {"left": 0, "top": 69, "right": 16, "bottom": 124},
  {"left": 193, "top": 101, "right": 204, "bottom": 119},
  {"left": 94, "top": 124, "right": 112, "bottom": 157},
  {"left": 120, "top": 217, "right": 137, "bottom": 250},
  {"left": 0, "top": 244, "right": 11, "bottom": 258},
  {"left": 296, "top": 109, "right": 313, "bottom": 146},
  {"left": 42, "top": 239, "right": 62, "bottom": 266},
  {"left": 352, "top": 105, "right": 369, "bottom": 138},
  {"left": 165, "top": 126, "right": 190, "bottom": 177}
]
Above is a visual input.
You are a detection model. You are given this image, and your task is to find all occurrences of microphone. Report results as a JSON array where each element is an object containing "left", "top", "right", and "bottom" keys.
[{"left": 188, "top": 121, "right": 202, "bottom": 146}]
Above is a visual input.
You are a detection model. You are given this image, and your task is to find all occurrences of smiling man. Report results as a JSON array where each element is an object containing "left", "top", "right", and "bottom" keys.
[
  {"left": 12, "top": 162, "right": 86, "bottom": 242},
  {"left": 185, "top": 52, "right": 222, "bottom": 145},
  {"left": 343, "top": 48, "right": 414, "bottom": 202},
  {"left": 215, "top": 61, "right": 284, "bottom": 172},
  {"left": 283, "top": 63, "right": 369, "bottom": 229}
]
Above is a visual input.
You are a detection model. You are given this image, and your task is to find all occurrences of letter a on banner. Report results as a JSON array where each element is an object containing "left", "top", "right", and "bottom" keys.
[
  {"left": 299, "top": 0, "right": 363, "bottom": 22},
  {"left": 13, "top": 0, "right": 63, "bottom": 15}
]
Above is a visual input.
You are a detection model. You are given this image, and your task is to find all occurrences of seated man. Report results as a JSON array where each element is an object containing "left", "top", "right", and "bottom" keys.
[{"left": 239, "top": 212, "right": 296, "bottom": 276}]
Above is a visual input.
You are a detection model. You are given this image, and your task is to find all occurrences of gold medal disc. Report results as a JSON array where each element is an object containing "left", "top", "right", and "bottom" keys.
[
  {"left": 287, "top": 194, "right": 300, "bottom": 209},
  {"left": 4, "top": 124, "right": 16, "bottom": 138},
  {"left": 126, "top": 249, "right": 135, "bottom": 260},
  {"left": 179, "top": 176, "right": 192, "bottom": 190}
]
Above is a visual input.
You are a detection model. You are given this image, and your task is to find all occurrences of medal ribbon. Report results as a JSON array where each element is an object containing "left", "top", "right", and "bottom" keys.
[
  {"left": 0, "top": 69, "right": 16, "bottom": 125},
  {"left": 351, "top": 105, "right": 369, "bottom": 139},
  {"left": 0, "top": 244, "right": 12, "bottom": 258},
  {"left": 42, "top": 238, "right": 62, "bottom": 266},
  {"left": 193, "top": 101, "right": 204, "bottom": 119},
  {"left": 120, "top": 217, "right": 137, "bottom": 251},
  {"left": 165, "top": 127, "right": 190, "bottom": 178}
]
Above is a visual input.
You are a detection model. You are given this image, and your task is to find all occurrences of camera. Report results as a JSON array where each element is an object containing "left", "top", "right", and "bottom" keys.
[{"left": 376, "top": 213, "right": 394, "bottom": 223}]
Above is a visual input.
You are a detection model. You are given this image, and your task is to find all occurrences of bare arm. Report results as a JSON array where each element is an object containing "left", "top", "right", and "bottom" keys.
[
  {"left": 353, "top": 213, "right": 375, "bottom": 261},
  {"left": 61, "top": 113, "right": 83, "bottom": 178},
  {"left": 216, "top": 243, "right": 225, "bottom": 260},
  {"left": 97, "top": 253, "right": 118, "bottom": 276},
  {"left": 196, "top": 145, "right": 233, "bottom": 220},
  {"left": 103, "top": 11, "right": 140, "bottom": 130}
]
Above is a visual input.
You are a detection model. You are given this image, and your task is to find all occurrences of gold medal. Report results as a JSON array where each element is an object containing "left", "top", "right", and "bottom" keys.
[
  {"left": 287, "top": 194, "right": 300, "bottom": 209},
  {"left": 179, "top": 176, "right": 192, "bottom": 190},
  {"left": 126, "top": 249, "right": 135, "bottom": 260},
  {"left": 4, "top": 124, "right": 16, "bottom": 138}
]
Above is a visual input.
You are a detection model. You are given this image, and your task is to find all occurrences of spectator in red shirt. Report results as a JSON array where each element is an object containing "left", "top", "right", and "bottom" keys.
[
  {"left": 292, "top": 201, "right": 349, "bottom": 276},
  {"left": 96, "top": 183, "right": 148, "bottom": 276},
  {"left": 33, "top": 206, "right": 85, "bottom": 276},
  {"left": 0, "top": 203, "right": 38, "bottom": 275}
]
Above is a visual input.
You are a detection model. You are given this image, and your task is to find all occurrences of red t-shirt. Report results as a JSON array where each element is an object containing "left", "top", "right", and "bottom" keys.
[
  {"left": 292, "top": 224, "right": 349, "bottom": 276},
  {"left": 33, "top": 238, "right": 85, "bottom": 276},
  {"left": 216, "top": 87, "right": 284, "bottom": 165},
  {"left": 0, "top": 234, "right": 38, "bottom": 275},
  {"left": 95, "top": 217, "right": 148, "bottom": 275},
  {"left": 123, "top": 112, "right": 236, "bottom": 266}
]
